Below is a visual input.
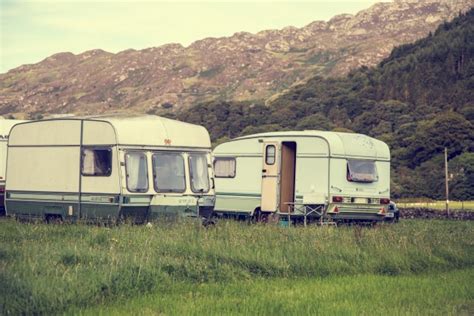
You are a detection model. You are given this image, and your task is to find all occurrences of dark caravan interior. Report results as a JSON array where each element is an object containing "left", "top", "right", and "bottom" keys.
[{"left": 279, "top": 141, "right": 296, "bottom": 213}]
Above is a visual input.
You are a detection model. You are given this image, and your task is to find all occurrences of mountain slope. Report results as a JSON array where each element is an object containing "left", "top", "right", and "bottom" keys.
[
  {"left": 177, "top": 9, "right": 474, "bottom": 199},
  {"left": 0, "top": 0, "right": 472, "bottom": 117}
]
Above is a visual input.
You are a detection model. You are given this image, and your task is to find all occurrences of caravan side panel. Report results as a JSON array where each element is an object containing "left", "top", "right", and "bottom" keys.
[
  {"left": 6, "top": 120, "right": 81, "bottom": 218},
  {"left": 80, "top": 121, "right": 121, "bottom": 219},
  {"left": 81, "top": 121, "right": 120, "bottom": 193},
  {"left": 214, "top": 138, "right": 262, "bottom": 214},
  {"left": 293, "top": 137, "right": 330, "bottom": 203},
  {"left": 6, "top": 147, "right": 80, "bottom": 192},
  {"left": 6, "top": 146, "right": 81, "bottom": 219},
  {"left": 82, "top": 120, "right": 117, "bottom": 146},
  {"left": 9, "top": 120, "right": 81, "bottom": 146},
  {"left": 0, "top": 139, "right": 7, "bottom": 184}
]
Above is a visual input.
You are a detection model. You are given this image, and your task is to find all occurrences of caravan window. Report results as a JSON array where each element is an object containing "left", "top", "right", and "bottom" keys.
[
  {"left": 265, "top": 145, "right": 276, "bottom": 165},
  {"left": 347, "top": 159, "right": 378, "bottom": 183},
  {"left": 189, "top": 154, "right": 210, "bottom": 193},
  {"left": 125, "top": 152, "right": 149, "bottom": 192},
  {"left": 214, "top": 158, "right": 236, "bottom": 178},
  {"left": 152, "top": 153, "right": 186, "bottom": 193},
  {"left": 81, "top": 148, "right": 112, "bottom": 176}
]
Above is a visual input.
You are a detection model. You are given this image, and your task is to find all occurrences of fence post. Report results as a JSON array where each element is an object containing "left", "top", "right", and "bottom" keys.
[{"left": 444, "top": 148, "right": 450, "bottom": 216}]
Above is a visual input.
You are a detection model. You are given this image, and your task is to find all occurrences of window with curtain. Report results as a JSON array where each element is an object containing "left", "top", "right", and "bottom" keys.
[
  {"left": 346, "top": 159, "right": 378, "bottom": 183},
  {"left": 81, "top": 148, "right": 112, "bottom": 176},
  {"left": 125, "top": 152, "right": 149, "bottom": 192},
  {"left": 214, "top": 158, "right": 236, "bottom": 178},
  {"left": 189, "top": 154, "right": 210, "bottom": 193},
  {"left": 152, "top": 153, "right": 186, "bottom": 192}
]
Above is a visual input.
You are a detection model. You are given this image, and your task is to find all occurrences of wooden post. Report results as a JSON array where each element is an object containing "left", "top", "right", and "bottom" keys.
[{"left": 445, "top": 148, "right": 449, "bottom": 216}]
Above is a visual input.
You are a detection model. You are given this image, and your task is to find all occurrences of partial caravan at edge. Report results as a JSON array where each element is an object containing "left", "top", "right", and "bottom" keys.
[
  {"left": 5, "top": 115, "right": 215, "bottom": 223},
  {"left": 213, "top": 131, "right": 391, "bottom": 223},
  {"left": 0, "top": 118, "right": 28, "bottom": 216}
]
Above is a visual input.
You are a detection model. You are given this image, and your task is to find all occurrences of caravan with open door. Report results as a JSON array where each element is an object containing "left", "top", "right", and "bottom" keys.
[
  {"left": 0, "top": 118, "right": 28, "bottom": 215},
  {"left": 5, "top": 115, "right": 215, "bottom": 223},
  {"left": 213, "top": 131, "right": 390, "bottom": 223}
]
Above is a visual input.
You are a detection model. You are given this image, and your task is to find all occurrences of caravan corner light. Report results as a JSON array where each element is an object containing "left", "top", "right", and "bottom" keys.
[
  {"left": 332, "top": 196, "right": 343, "bottom": 203},
  {"left": 380, "top": 198, "right": 390, "bottom": 205}
]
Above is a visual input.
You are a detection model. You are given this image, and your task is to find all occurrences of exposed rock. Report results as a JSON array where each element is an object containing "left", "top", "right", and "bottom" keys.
[{"left": 265, "top": 40, "right": 290, "bottom": 53}]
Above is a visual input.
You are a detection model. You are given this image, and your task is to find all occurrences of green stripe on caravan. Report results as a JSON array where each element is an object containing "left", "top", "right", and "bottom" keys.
[
  {"left": 217, "top": 192, "right": 304, "bottom": 199},
  {"left": 217, "top": 192, "right": 261, "bottom": 197}
]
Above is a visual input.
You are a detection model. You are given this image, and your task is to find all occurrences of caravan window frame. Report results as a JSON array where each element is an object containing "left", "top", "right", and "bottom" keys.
[
  {"left": 152, "top": 152, "right": 187, "bottom": 193},
  {"left": 265, "top": 145, "right": 276, "bottom": 165},
  {"left": 124, "top": 151, "right": 149, "bottom": 193},
  {"left": 81, "top": 147, "right": 113, "bottom": 177},
  {"left": 214, "top": 157, "right": 236, "bottom": 178},
  {"left": 346, "top": 159, "right": 378, "bottom": 183}
]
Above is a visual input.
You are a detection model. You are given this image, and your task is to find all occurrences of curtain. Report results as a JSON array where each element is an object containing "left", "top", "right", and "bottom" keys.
[
  {"left": 83, "top": 149, "right": 95, "bottom": 175},
  {"left": 127, "top": 153, "right": 147, "bottom": 191},
  {"left": 191, "top": 155, "right": 209, "bottom": 192},
  {"left": 215, "top": 159, "right": 235, "bottom": 177}
]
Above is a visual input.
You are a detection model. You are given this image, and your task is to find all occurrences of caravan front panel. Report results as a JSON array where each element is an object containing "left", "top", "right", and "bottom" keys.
[{"left": 6, "top": 115, "right": 215, "bottom": 223}]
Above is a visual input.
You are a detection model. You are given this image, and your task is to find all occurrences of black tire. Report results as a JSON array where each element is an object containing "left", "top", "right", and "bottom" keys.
[
  {"left": 46, "top": 214, "right": 63, "bottom": 224},
  {"left": 252, "top": 208, "right": 261, "bottom": 223},
  {"left": 202, "top": 217, "right": 216, "bottom": 227}
]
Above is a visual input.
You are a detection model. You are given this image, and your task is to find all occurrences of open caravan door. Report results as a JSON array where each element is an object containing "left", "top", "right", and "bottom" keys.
[{"left": 260, "top": 142, "right": 280, "bottom": 212}]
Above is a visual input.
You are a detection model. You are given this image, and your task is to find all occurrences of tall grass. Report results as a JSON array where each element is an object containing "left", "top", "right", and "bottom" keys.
[
  {"left": 0, "top": 219, "right": 473, "bottom": 314},
  {"left": 81, "top": 269, "right": 474, "bottom": 315}
]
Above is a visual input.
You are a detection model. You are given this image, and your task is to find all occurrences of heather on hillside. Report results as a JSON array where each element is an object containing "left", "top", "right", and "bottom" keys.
[{"left": 0, "top": 1, "right": 470, "bottom": 114}]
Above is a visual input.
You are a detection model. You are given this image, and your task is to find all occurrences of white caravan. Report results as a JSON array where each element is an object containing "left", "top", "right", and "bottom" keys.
[
  {"left": 213, "top": 131, "right": 390, "bottom": 222},
  {"left": 5, "top": 115, "right": 215, "bottom": 223},
  {"left": 0, "top": 118, "right": 27, "bottom": 215}
]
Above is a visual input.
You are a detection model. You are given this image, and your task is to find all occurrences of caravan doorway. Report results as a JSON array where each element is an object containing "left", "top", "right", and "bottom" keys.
[{"left": 279, "top": 142, "right": 296, "bottom": 213}]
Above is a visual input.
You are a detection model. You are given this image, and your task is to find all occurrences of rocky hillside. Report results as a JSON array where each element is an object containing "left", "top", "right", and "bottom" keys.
[{"left": 0, "top": 0, "right": 472, "bottom": 117}]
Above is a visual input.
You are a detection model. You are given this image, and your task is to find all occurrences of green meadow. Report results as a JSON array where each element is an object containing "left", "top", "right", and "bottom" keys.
[{"left": 0, "top": 218, "right": 473, "bottom": 315}]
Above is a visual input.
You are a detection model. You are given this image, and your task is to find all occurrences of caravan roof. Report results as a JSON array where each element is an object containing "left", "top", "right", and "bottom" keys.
[
  {"left": 9, "top": 115, "right": 211, "bottom": 149},
  {"left": 231, "top": 130, "right": 390, "bottom": 160}
]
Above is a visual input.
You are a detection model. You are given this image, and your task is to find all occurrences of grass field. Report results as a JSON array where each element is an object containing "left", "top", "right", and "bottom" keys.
[
  {"left": 80, "top": 269, "right": 474, "bottom": 315},
  {"left": 396, "top": 200, "right": 474, "bottom": 211},
  {"left": 0, "top": 218, "right": 473, "bottom": 315}
]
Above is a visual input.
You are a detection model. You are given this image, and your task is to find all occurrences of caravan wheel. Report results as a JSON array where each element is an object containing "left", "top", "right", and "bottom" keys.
[
  {"left": 202, "top": 217, "right": 216, "bottom": 227},
  {"left": 46, "top": 214, "right": 63, "bottom": 224},
  {"left": 252, "top": 208, "right": 261, "bottom": 223}
]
